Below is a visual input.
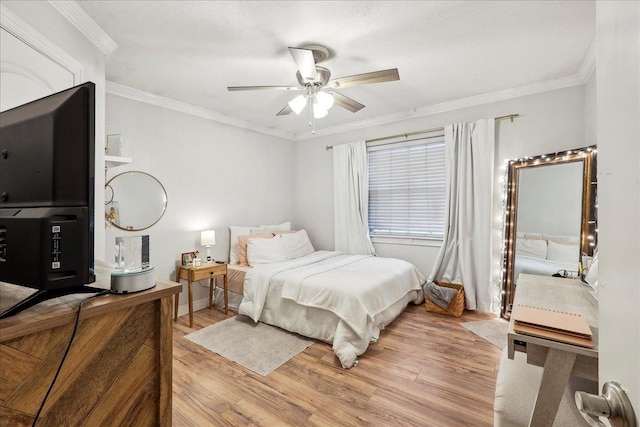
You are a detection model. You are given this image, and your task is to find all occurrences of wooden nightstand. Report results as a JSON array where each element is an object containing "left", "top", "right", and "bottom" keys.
[{"left": 174, "top": 262, "right": 228, "bottom": 327}]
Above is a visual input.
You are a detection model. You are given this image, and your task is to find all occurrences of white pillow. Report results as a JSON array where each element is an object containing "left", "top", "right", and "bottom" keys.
[
  {"left": 546, "top": 234, "right": 580, "bottom": 244},
  {"left": 259, "top": 221, "right": 291, "bottom": 232},
  {"left": 520, "top": 233, "right": 580, "bottom": 244},
  {"left": 281, "top": 229, "right": 315, "bottom": 260},
  {"left": 229, "top": 225, "right": 253, "bottom": 264},
  {"left": 247, "top": 236, "right": 287, "bottom": 265},
  {"left": 229, "top": 222, "right": 291, "bottom": 264},
  {"left": 516, "top": 238, "right": 547, "bottom": 259},
  {"left": 585, "top": 256, "right": 599, "bottom": 290},
  {"left": 546, "top": 240, "right": 579, "bottom": 263},
  {"left": 520, "top": 232, "right": 543, "bottom": 240}
]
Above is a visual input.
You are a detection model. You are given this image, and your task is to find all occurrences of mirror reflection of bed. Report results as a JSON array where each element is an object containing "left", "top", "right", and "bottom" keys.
[
  {"left": 514, "top": 162, "right": 582, "bottom": 280},
  {"left": 502, "top": 146, "right": 597, "bottom": 316}
]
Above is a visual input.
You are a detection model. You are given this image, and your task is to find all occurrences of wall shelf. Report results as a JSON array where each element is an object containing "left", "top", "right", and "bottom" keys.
[{"left": 105, "top": 155, "right": 132, "bottom": 168}]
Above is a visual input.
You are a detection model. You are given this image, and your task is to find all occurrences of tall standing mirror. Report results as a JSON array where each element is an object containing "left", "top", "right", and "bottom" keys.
[{"left": 501, "top": 146, "right": 597, "bottom": 317}]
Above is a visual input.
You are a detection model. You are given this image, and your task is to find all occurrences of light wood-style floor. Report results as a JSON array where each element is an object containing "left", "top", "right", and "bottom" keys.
[{"left": 172, "top": 304, "right": 502, "bottom": 426}]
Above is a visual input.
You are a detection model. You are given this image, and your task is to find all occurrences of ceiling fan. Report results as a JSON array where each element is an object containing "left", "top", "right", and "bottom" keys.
[{"left": 227, "top": 45, "right": 399, "bottom": 133}]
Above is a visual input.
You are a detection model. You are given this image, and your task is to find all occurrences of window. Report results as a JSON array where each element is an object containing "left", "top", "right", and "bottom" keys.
[{"left": 368, "top": 133, "right": 446, "bottom": 240}]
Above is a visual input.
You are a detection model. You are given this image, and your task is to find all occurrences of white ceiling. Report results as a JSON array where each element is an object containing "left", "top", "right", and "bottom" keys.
[{"left": 77, "top": 1, "right": 595, "bottom": 140}]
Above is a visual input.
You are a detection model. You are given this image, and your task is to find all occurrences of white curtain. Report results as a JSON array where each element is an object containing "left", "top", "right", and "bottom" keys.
[
  {"left": 429, "top": 119, "right": 495, "bottom": 311},
  {"left": 333, "top": 141, "right": 376, "bottom": 256}
]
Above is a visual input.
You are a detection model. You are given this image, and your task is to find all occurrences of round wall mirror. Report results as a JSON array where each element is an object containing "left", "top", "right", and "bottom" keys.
[{"left": 105, "top": 171, "right": 167, "bottom": 231}]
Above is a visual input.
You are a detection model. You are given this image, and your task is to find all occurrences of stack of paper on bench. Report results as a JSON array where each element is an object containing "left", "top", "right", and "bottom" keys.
[{"left": 512, "top": 304, "right": 593, "bottom": 348}]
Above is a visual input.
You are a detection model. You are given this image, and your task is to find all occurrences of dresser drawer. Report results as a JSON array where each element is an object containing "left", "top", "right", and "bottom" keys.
[{"left": 190, "top": 264, "right": 226, "bottom": 281}]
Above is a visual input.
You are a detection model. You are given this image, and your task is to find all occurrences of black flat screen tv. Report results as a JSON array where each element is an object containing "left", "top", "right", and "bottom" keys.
[{"left": 0, "top": 82, "right": 101, "bottom": 319}]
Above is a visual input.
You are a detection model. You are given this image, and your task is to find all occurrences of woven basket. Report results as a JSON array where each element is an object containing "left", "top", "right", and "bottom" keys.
[{"left": 425, "top": 281, "right": 465, "bottom": 317}]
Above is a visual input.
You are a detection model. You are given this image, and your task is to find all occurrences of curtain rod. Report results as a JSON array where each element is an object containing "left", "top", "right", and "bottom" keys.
[{"left": 325, "top": 113, "right": 519, "bottom": 150}]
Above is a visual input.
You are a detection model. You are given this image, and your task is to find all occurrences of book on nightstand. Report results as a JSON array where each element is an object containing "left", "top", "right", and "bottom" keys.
[{"left": 512, "top": 304, "right": 594, "bottom": 348}]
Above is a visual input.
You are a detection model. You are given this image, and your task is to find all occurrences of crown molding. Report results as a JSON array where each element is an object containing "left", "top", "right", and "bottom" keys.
[
  {"left": 107, "top": 73, "right": 586, "bottom": 143},
  {"left": 48, "top": 0, "right": 117, "bottom": 56},
  {"left": 296, "top": 74, "right": 586, "bottom": 141},
  {"left": 107, "top": 72, "right": 586, "bottom": 142},
  {"left": 106, "top": 81, "right": 296, "bottom": 141},
  {"left": 578, "top": 38, "right": 596, "bottom": 83},
  {"left": 1, "top": 4, "right": 84, "bottom": 83}
]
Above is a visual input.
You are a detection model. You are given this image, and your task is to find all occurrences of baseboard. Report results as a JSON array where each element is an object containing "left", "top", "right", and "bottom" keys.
[{"left": 176, "top": 297, "right": 210, "bottom": 318}]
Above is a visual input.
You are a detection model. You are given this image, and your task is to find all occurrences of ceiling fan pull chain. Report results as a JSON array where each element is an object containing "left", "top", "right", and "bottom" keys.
[{"left": 309, "top": 96, "right": 315, "bottom": 134}]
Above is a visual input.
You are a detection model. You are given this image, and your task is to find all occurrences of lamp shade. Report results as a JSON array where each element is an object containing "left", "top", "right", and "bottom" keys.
[
  {"left": 315, "top": 91, "right": 334, "bottom": 111},
  {"left": 313, "top": 107, "right": 329, "bottom": 119},
  {"left": 288, "top": 94, "right": 308, "bottom": 115},
  {"left": 200, "top": 230, "right": 216, "bottom": 246}
]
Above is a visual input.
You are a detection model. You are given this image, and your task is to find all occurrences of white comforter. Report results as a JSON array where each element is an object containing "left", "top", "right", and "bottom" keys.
[
  {"left": 238, "top": 251, "right": 425, "bottom": 368},
  {"left": 514, "top": 255, "right": 578, "bottom": 282}
]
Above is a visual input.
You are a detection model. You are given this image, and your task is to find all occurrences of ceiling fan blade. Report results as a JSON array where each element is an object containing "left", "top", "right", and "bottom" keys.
[
  {"left": 329, "top": 91, "right": 365, "bottom": 113},
  {"left": 227, "top": 85, "right": 300, "bottom": 91},
  {"left": 329, "top": 68, "right": 399, "bottom": 89},
  {"left": 288, "top": 47, "right": 318, "bottom": 81},
  {"left": 276, "top": 104, "right": 292, "bottom": 116}
]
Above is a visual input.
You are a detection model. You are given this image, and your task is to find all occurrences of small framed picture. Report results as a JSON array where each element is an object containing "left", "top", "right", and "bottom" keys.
[
  {"left": 106, "top": 134, "right": 122, "bottom": 156},
  {"left": 181, "top": 251, "right": 196, "bottom": 266}
]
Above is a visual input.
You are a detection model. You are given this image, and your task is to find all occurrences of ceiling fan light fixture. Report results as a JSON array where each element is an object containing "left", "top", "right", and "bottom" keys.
[
  {"left": 227, "top": 43, "right": 399, "bottom": 133},
  {"left": 315, "top": 91, "right": 335, "bottom": 111},
  {"left": 288, "top": 94, "right": 308, "bottom": 115},
  {"left": 313, "top": 107, "right": 329, "bottom": 119}
]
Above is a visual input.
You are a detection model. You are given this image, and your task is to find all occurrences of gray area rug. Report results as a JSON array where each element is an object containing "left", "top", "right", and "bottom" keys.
[
  {"left": 461, "top": 318, "right": 509, "bottom": 349},
  {"left": 185, "top": 316, "right": 314, "bottom": 376}
]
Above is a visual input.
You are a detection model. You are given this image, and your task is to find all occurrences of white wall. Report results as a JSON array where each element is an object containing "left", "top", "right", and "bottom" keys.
[
  {"left": 293, "top": 85, "right": 588, "bottom": 304},
  {"left": 584, "top": 71, "right": 597, "bottom": 148},
  {"left": 596, "top": 1, "right": 639, "bottom": 412},
  {"left": 2, "top": 1, "right": 108, "bottom": 260},
  {"left": 104, "top": 94, "right": 294, "bottom": 313}
]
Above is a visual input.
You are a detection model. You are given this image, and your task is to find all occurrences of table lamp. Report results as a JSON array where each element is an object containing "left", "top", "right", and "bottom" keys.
[{"left": 200, "top": 230, "right": 216, "bottom": 262}]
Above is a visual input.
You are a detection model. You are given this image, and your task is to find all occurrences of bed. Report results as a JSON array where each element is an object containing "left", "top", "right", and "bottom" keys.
[
  {"left": 513, "top": 233, "right": 580, "bottom": 281},
  {"left": 226, "top": 224, "right": 425, "bottom": 368},
  {"left": 513, "top": 255, "right": 578, "bottom": 281}
]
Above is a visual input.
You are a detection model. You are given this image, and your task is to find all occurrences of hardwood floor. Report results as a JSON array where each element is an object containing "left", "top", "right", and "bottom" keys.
[{"left": 172, "top": 304, "right": 502, "bottom": 426}]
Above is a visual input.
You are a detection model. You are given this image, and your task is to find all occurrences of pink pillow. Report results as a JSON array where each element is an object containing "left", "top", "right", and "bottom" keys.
[{"left": 237, "top": 233, "right": 274, "bottom": 266}]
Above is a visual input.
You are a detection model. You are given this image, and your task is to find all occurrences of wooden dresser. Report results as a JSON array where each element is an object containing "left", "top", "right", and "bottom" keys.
[{"left": 0, "top": 275, "right": 181, "bottom": 426}]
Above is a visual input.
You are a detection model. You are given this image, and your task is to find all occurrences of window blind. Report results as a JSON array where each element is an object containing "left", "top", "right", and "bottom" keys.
[{"left": 368, "top": 135, "right": 446, "bottom": 239}]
